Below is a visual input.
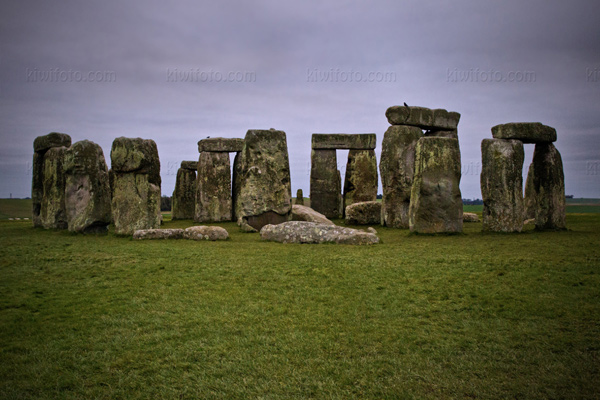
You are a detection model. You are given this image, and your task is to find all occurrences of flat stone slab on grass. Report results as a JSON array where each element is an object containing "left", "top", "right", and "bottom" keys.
[
  {"left": 345, "top": 201, "right": 381, "bottom": 225},
  {"left": 386, "top": 106, "right": 460, "bottom": 130},
  {"left": 463, "top": 212, "right": 479, "bottom": 222},
  {"left": 133, "top": 229, "right": 185, "bottom": 240},
  {"left": 311, "top": 134, "right": 376, "bottom": 150},
  {"left": 292, "top": 205, "right": 334, "bottom": 225},
  {"left": 260, "top": 221, "right": 379, "bottom": 245},
  {"left": 184, "top": 226, "right": 229, "bottom": 240},
  {"left": 197, "top": 137, "right": 244, "bottom": 153},
  {"left": 491, "top": 122, "right": 556, "bottom": 143}
]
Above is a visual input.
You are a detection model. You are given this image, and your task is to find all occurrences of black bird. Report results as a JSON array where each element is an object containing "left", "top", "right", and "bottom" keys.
[
  {"left": 206, "top": 136, "right": 210, "bottom": 138},
  {"left": 403, "top": 102, "right": 409, "bottom": 107}
]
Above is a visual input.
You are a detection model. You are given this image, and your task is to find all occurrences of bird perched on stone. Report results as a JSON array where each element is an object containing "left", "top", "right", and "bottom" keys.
[{"left": 403, "top": 102, "right": 409, "bottom": 107}]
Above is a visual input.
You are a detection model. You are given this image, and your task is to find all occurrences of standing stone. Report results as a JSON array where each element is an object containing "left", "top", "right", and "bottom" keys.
[
  {"left": 343, "top": 149, "right": 378, "bottom": 214},
  {"left": 232, "top": 152, "right": 242, "bottom": 222},
  {"left": 531, "top": 143, "right": 566, "bottom": 230},
  {"left": 310, "top": 149, "right": 342, "bottom": 218},
  {"left": 111, "top": 137, "right": 161, "bottom": 235},
  {"left": 409, "top": 137, "right": 463, "bottom": 233},
  {"left": 32, "top": 132, "right": 71, "bottom": 227},
  {"left": 236, "top": 129, "right": 292, "bottom": 230},
  {"left": 40, "top": 146, "right": 68, "bottom": 229},
  {"left": 480, "top": 139, "right": 525, "bottom": 232},
  {"left": 295, "top": 189, "right": 304, "bottom": 205},
  {"left": 195, "top": 152, "right": 232, "bottom": 222},
  {"left": 172, "top": 161, "right": 197, "bottom": 220},
  {"left": 379, "top": 125, "right": 423, "bottom": 228},
  {"left": 64, "top": 140, "right": 112, "bottom": 233},
  {"left": 523, "top": 162, "right": 536, "bottom": 220}
]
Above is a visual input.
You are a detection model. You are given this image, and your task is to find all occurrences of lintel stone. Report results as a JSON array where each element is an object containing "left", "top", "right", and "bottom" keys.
[
  {"left": 197, "top": 137, "right": 244, "bottom": 153},
  {"left": 311, "top": 134, "right": 376, "bottom": 150}
]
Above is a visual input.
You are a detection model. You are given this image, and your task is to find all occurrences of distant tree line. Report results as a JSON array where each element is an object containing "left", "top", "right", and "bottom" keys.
[
  {"left": 161, "top": 196, "right": 172, "bottom": 212},
  {"left": 463, "top": 198, "right": 483, "bottom": 205}
]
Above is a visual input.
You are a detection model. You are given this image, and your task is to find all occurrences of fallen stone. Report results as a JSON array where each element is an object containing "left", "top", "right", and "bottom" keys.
[
  {"left": 310, "top": 149, "right": 342, "bottom": 218},
  {"left": 292, "top": 205, "right": 334, "bottom": 225},
  {"left": 64, "top": 140, "right": 112, "bottom": 234},
  {"left": 379, "top": 125, "right": 423, "bottom": 228},
  {"left": 481, "top": 139, "right": 525, "bottom": 232},
  {"left": 531, "top": 143, "right": 566, "bottom": 230},
  {"left": 367, "top": 227, "right": 377, "bottom": 234},
  {"left": 491, "top": 122, "right": 556, "bottom": 143},
  {"left": 343, "top": 149, "right": 378, "bottom": 212},
  {"left": 133, "top": 229, "right": 184, "bottom": 240},
  {"left": 463, "top": 212, "right": 479, "bottom": 222},
  {"left": 180, "top": 160, "right": 198, "bottom": 170},
  {"left": 311, "top": 134, "right": 376, "bottom": 150},
  {"left": 183, "top": 225, "right": 229, "bottom": 241},
  {"left": 409, "top": 137, "right": 463, "bottom": 233},
  {"left": 172, "top": 166, "right": 197, "bottom": 220},
  {"left": 345, "top": 201, "right": 381, "bottom": 225},
  {"left": 295, "top": 189, "right": 304, "bottom": 205},
  {"left": 33, "top": 132, "right": 72, "bottom": 153},
  {"left": 260, "top": 221, "right": 379, "bottom": 245},
  {"left": 386, "top": 106, "right": 460, "bottom": 130},
  {"left": 195, "top": 151, "right": 231, "bottom": 222},
  {"left": 39, "top": 146, "right": 68, "bottom": 229},
  {"left": 197, "top": 137, "right": 244, "bottom": 153}
]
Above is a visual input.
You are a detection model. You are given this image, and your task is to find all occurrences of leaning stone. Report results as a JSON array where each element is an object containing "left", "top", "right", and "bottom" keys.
[
  {"left": 409, "top": 137, "right": 462, "bottom": 233},
  {"left": 345, "top": 201, "right": 382, "bottom": 225},
  {"left": 180, "top": 161, "right": 198, "bottom": 170},
  {"left": 379, "top": 125, "right": 423, "bottom": 228},
  {"left": 311, "top": 134, "right": 376, "bottom": 150},
  {"left": 133, "top": 229, "right": 184, "bottom": 240},
  {"left": 197, "top": 137, "right": 244, "bottom": 153},
  {"left": 463, "top": 212, "right": 479, "bottom": 222},
  {"left": 343, "top": 149, "right": 378, "bottom": 212},
  {"left": 110, "top": 137, "right": 161, "bottom": 185},
  {"left": 481, "top": 139, "right": 525, "bottom": 232},
  {"left": 292, "top": 204, "right": 334, "bottom": 225},
  {"left": 39, "top": 146, "right": 68, "bottom": 229},
  {"left": 531, "top": 143, "right": 566, "bottom": 230},
  {"left": 491, "top": 122, "right": 556, "bottom": 143},
  {"left": 64, "top": 140, "right": 112, "bottom": 234},
  {"left": 235, "top": 129, "right": 292, "bottom": 230},
  {"left": 295, "top": 189, "right": 304, "bottom": 205},
  {"left": 310, "top": 149, "right": 342, "bottom": 218},
  {"left": 425, "top": 129, "right": 458, "bottom": 139},
  {"left": 260, "top": 221, "right": 379, "bottom": 245},
  {"left": 33, "top": 132, "right": 71, "bottom": 153},
  {"left": 172, "top": 167, "right": 197, "bottom": 220},
  {"left": 183, "top": 225, "right": 229, "bottom": 241},
  {"left": 195, "top": 152, "right": 231, "bottom": 222},
  {"left": 386, "top": 106, "right": 460, "bottom": 130}
]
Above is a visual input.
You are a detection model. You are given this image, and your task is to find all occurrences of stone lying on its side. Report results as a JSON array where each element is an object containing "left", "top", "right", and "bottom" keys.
[
  {"left": 463, "top": 212, "right": 479, "bottom": 222},
  {"left": 311, "top": 134, "right": 377, "bottom": 150},
  {"left": 292, "top": 204, "right": 334, "bottom": 225},
  {"left": 133, "top": 229, "right": 185, "bottom": 240},
  {"left": 424, "top": 129, "right": 458, "bottom": 139},
  {"left": 183, "top": 225, "right": 229, "bottom": 241},
  {"left": 491, "top": 122, "right": 557, "bottom": 143},
  {"left": 180, "top": 161, "right": 198, "bottom": 170},
  {"left": 197, "top": 137, "right": 244, "bottom": 153},
  {"left": 386, "top": 106, "right": 460, "bottom": 130},
  {"left": 345, "top": 201, "right": 382, "bottom": 225},
  {"left": 260, "top": 221, "right": 379, "bottom": 245}
]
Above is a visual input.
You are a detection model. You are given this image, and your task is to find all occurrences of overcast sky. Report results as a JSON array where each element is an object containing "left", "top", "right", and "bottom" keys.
[{"left": 1, "top": 0, "right": 599, "bottom": 199}]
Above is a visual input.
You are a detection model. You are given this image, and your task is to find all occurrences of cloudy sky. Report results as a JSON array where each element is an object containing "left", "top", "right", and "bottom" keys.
[{"left": 1, "top": 0, "right": 599, "bottom": 199}]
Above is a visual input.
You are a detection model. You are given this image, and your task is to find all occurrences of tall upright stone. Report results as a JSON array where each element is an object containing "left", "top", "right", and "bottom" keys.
[
  {"left": 32, "top": 132, "right": 71, "bottom": 228},
  {"left": 195, "top": 152, "right": 232, "bottom": 222},
  {"left": 310, "top": 149, "right": 342, "bottom": 218},
  {"left": 64, "top": 140, "right": 112, "bottom": 233},
  {"left": 523, "top": 162, "right": 536, "bottom": 220},
  {"left": 531, "top": 143, "right": 566, "bottom": 230},
  {"left": 343, "top": 149, "right": 378, "bottom": 213},
  {"left": 236, "top": 129, "right": 292, "bottom": 230},
  {"left": 295, "top": 189, "right": 304, "bottom": 205},
  {"left": 171, "top": 161, "right": 197, "bottom": 220},
  {"left": 232, "top": 151, "right": 242, "bottom": 222},
  {"left": 110, "top": 137, "right": 161, "bottom": 235},
  {"left": 379, "top": 125, "right": 423, "bottom": 228},
  {"left": 409, "top": 137, "right": 462, "bottom": 233},
  {"left": 480, "top": 139, "right": 525, "bottom": 232}
]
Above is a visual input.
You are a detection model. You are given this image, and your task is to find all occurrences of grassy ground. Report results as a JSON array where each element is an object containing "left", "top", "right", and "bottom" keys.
[{"left": 1, "top": 211, "right": 599, "bottom": 398}]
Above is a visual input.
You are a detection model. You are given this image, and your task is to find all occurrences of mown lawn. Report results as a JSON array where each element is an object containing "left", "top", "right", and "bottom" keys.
[{"left": 0, "top": 213, "right": 599, "bottom": 399}]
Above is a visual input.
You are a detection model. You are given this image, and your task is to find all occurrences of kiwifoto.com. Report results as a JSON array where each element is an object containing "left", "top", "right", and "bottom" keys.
[
  {"left": 307, "top": 68, "right": 397, "bottom": 83},
  {"left": 166, "top": 68, "right": 256, "bottom": 83},
  {"left": 26, "top": 68, "right": 116, "bottom": 82},
  {"left": 447, "top": 68, "right": 536, "bottom": 83}
]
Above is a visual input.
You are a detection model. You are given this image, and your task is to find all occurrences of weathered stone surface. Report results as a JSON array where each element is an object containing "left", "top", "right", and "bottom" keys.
[
  {"left": 111, "top": 173, "right": 161, "bottom": 235},
  {"left": 311, "top": 134, "right": 376, "bottom": 150},
  {"left": 232, "top": 152, "right": 242, "bottom": 222},
  {"left": 531, "top": 143, "right": 566, "bottom": 230},
  {"left": 386, "top": 106, "right": 460, "bottom": 130},
  {"left": 181, "top": 161, "right": 198, "bottom": 170},
  {"left": 32, "top": 152, "right": 44, "bottom": 226},
  {"left": 33, "top": 132, "right": 71, "bottom": 153},
  {"left": 463, "top": 212, "right": 479, "bottom": 222},
  {"left": 260, "top": 221, "right": 379, "bottom": 245},
  {"left": 295, "top": 189, "right": 304, "bottom": 205},
  {"left": 172, "top": 167, "right": 197, "bottom": 220},
  {"left": 379, "top": 125, "right": 423, "bottom": 228},
  {"left": 197, "top": 137, "right": 244, "bottom": 153},
  {"left": 133, "top": 229, "right": 184, "bottom": 240},
  {"left": 409, "top": 137, "right": 463, "bottom": 233},
  {"left": 39, "top": 146, "right": 68, "bottom": 229},
  {"left": 345, "top": 201, "right": 382, "bottom": 225},
  {"left": 110, "top": 137, "right": 161, "bottom": 185},
  {"left": 367, "top": 227, "right": 377, "bottom": 234},
  {"left": 481, "top": 139, "right": 525, "bottom": 232},
  {"left": 425, "top": 129, "right": 458, "bottom": 139},
  {"left": 523, "top": 162, "right": 536, "bottom": 220},
  {"left": 235, "top": 129, "right": 292, "bottom": 230},
  {"left": 343, "top": 149, "right": 378, "bottom": 213},
  {"left": 491, "top": 122, "right": 556, "bottom": 143},
  {"left": 183, "top": 225, "right": 229, "bottom": 241},
  {"left": 292, "top": 204, "right": 334, "bottom": 225},
  {"left": 310, "top": 149, "right": 342, "bottom": 218},
  {"left": 195, "top": 151, "right": 231, "bottom": 222},
  {"left": 64, "top": 140, "right": 112, "bottom": 234}
]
